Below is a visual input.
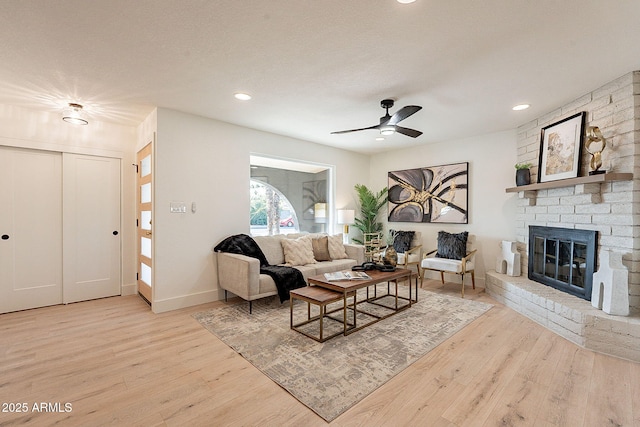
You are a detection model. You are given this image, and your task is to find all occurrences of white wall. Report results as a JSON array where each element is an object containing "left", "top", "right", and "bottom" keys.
[
  {"left": 152, "top": 107, "right": 370, "bottom": 312},
  {"left": 0, "top": 103, "right": 138, "bottom": 295},
  {"left": 369, "top": 129, "right": 518, "bottom": 286}
]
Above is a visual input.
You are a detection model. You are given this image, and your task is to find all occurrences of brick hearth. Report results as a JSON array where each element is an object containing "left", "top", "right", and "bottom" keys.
[{"left": 486, "top": 271, "right": 640, "bottom": 362}]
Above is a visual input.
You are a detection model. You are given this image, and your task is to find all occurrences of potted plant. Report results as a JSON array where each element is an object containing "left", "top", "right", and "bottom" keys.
[
  {"left": 352, "top": 184, "right": 388, "bottom": 245},
  {"left": 515, "top": 163, "right": 532, "bottom": 186}
]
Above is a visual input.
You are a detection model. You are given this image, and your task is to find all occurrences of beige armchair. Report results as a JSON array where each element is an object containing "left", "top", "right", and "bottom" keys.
[
  {"left": 420, "top": 232, "right": 476, "bottom": 297},
  {"left": 374, "top": 231, "right": 422, "bottom": 278},
  {"left": 395, "top": 231, "right": 422, "bottom": 278}
]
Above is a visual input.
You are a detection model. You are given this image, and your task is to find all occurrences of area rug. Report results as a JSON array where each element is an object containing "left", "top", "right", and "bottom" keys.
[{"left": 193, "top": 285, "right": 492, "bottom": 422}]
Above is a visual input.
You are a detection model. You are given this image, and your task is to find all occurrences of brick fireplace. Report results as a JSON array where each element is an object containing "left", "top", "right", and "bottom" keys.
[{"left": 486, "top": 71, "right": 640, "bottom": 362}]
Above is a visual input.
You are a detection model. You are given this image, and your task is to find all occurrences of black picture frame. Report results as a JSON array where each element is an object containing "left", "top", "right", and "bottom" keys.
[{"left": 538, "top": 111, "right": 586, "bottom": 183}]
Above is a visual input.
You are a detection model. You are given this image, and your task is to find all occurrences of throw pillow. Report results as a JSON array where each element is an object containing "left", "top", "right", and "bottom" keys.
[
  {"left": 392, "top": 230, "right": 415, "bottom": 253},
  {"left": 327, "top": 234, "right": 348, "bottom": 259},
  {"left": 281, "top": 236, "right": 316, "bottom": 266},
  {"left": 436, "top": 231, "right": 468, "bottom": 260},
  {"left": 311, "top": 236, "right": 331, "bottom": 261}
]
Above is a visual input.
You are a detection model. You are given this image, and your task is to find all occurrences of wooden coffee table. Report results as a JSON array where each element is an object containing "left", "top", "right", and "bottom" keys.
[{"left": 307, "top": 268, "right": 417, "bottom": 337}]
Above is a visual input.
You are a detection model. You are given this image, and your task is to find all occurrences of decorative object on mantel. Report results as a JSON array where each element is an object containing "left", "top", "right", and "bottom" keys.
[
  {"left": 538, "top": 111, "right": 586, "bottom": 183},
  {"left": 388, "top": 162, "right": 468, "bottom": 224},
  {"left": 591, "top": 250, "right": 629, "bottom": 316},
  {"left": 585, "top": 125, "right": 607, "bottom": 175},
  {"left": 495, "top": 240, "right": 521, "bottom": 276},
  {"left": 514, "top": 163, "right": 532, "bottom": 186}
]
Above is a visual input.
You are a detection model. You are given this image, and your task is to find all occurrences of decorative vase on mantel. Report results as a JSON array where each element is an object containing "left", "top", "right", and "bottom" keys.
[{"left": 515, "top": 163, "right": 532, "bottom": 186}]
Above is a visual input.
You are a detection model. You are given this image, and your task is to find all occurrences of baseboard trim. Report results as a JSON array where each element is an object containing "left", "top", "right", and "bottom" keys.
[
  {"left": 121, "top": 283, "right": 137, "bottom": 296},
  {"left": 152, "top": 289, "right": 220, "bottom": 313}
]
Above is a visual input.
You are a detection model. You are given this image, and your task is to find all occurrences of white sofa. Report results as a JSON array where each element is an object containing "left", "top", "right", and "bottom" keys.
[{"left": 216, "top": 233, "right": 365, "bottom": 312}]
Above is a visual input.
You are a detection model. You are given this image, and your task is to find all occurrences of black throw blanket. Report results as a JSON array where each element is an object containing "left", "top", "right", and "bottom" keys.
[{"left": 214, "top": 234, "right": 306, "bottom": 302}]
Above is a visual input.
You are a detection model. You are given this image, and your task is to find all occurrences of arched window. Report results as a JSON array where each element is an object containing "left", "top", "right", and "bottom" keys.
[{"left": 250, "top": 180, "right": 299, "bottom": 236}]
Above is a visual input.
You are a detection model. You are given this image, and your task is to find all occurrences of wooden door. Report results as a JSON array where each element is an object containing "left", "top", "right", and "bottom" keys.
[
  {"left": 0, "top": 147, "right": 63, "bottom": 313},
  {"left": 62, "top": 153, "right": 121, "bottom": 303},
  {"left": 136, "top": 143, "right": 153, "bottom": 304}
]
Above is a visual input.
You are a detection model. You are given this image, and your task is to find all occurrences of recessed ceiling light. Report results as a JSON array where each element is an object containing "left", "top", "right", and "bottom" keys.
[
  {"left": 512, "top": 104, "right": 530, "bottom": 111},
  {"left": 234, "top": 92, "right": 252, "bottom": 101}
]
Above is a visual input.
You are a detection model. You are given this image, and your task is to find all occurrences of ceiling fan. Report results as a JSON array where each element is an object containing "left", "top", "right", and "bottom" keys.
[{"left": 331, "top": 99, "right": 423, "bottom": 138}]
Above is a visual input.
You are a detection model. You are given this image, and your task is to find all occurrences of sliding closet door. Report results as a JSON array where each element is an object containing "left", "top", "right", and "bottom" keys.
[
  {"left": 63, "top": 153, "right": 121, "bottom": 303},
  {"left": 0, "top": 147, "right": 63, "bottom": 313}
]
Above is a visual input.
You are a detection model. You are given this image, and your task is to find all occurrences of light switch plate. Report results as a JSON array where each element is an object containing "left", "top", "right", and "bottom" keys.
[{"left": 170, "top": 202, "right": 187, "bottom": 213}]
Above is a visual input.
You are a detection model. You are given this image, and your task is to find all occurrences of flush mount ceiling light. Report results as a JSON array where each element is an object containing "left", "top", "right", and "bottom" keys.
[
  {"left": 512, "top": 104, "right": 530, "bottom": 111},
  {"left": 62, "top": 103, "right": 88, "bottom": 125},
  {"left": 397, "top": 0, "right": 416, "bottom": 3},
  {"left": 234, "top": 92, "right": 252, "bottom": 101}
]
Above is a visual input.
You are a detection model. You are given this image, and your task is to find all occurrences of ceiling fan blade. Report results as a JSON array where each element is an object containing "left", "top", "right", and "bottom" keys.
[
  {"left": 330, "top": 124, "right": 380, "bottom": 134},
  {"left": 388, "top": 105, "right": 422, "bottom": 125},
  {"left": 395, "top": 126, "right": 423, "bottom": 138}
]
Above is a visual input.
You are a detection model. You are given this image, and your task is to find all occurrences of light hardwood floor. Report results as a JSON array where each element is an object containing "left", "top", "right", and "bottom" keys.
[{"left": 1, "top": 280, "right": 638, "bottom": 426}]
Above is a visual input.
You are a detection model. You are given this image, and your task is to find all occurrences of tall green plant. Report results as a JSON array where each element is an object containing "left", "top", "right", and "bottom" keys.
[{"left": 352, "top": 184, "right": 388, "bottom": 245}]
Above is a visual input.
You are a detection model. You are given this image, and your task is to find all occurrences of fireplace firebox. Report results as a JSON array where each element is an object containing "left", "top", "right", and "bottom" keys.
[{"left": 528, "top": 226, "right": 597, "bottom": 300}]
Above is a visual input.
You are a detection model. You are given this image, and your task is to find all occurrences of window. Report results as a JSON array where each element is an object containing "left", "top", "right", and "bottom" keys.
[{"left": 250, "top": 155, "right": 332, "bottom": 236}]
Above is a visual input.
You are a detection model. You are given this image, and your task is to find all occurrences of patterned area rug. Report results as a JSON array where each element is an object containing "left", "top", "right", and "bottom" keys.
[{"left": 193, "top": 285, "right": 492, "bottom": 422}]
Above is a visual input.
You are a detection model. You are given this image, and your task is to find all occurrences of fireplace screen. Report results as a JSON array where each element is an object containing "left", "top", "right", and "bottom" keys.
[{"left": 528, "top": 226, "right": 597, "bottom": 300}]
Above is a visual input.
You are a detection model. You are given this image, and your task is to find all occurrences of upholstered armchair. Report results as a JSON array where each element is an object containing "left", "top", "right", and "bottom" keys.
[
  {"left": 420, "top": 231, "right": 476, "bottom": 297},
  {"left": 374, "top": 230, "right": 422, "bottom": 278},
  {"left": 394, "top": 230, "right": 422, "bottom": 278}
]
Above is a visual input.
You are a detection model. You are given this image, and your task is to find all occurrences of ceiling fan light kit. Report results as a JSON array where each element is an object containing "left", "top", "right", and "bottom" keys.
[
  {"left": 380, "top": 125, "right": 395, "bottom": 135},
  {"left": 331, "top": 98, "right": 422, "bottom": 138}
]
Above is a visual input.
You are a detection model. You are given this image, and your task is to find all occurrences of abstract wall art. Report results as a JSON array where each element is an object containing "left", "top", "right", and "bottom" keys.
[{"left": 388, "top": 162, "right": 468, "bottom": 224}]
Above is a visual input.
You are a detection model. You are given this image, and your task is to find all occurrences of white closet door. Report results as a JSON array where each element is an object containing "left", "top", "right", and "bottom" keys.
[
  {"left": 0, "top": 147, "right": 63, "bottom": 313},
  {"left": 63, "top": 154, "right": 121, "bottom": 303}
]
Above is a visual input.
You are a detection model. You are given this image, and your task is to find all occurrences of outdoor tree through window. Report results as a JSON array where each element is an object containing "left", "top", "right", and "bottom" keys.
[{"left": 250, "top": 180, "right": 298, "bottom": 236}]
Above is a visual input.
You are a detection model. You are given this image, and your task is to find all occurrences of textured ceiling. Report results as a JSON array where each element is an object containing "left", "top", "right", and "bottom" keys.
[{"left": 1, "top": 1, "right": 640, "bottom": 154}]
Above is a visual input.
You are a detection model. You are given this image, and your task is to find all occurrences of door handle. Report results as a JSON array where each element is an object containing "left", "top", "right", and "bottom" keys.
[
  {"left": 145, "top": 231, "right": 152, "bottom": 236},
  {"left": 113, "top": 231, "right": 119, "bottom": 236},
  {"left": 1, "top": 234, "right": 9, "bottom": 240}
]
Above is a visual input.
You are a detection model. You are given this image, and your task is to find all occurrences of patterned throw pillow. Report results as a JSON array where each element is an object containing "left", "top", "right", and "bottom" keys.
[
  {"left": 311, "top": 236, "right": 331, "bottom": 261},
  {"left": 327, "top": 234, "right": 348, "bottom": 259},
  {"left": 281, "top": 236, "right": 317, "bottom": 266},
  {"left": 391, "top": 230, "right": 415, "bottom": 253},
  {"left": 436, "top": 231, "right": 468, "bottom": 260}
]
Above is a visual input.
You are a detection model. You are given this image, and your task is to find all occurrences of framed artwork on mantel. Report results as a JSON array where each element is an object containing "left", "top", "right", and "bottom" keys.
[{"left": 538, "top": 111, "right": 585, "bottom": 183}]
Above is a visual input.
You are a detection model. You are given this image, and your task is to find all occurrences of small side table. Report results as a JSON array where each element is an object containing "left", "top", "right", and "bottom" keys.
[{"left": 290, "top": 286, "right": 351, "bottom": 342}]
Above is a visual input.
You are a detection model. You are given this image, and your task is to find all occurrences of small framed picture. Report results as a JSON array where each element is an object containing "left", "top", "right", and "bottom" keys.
[{"left": 538, "top": 111, "right": 586, "bottom": 183}]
